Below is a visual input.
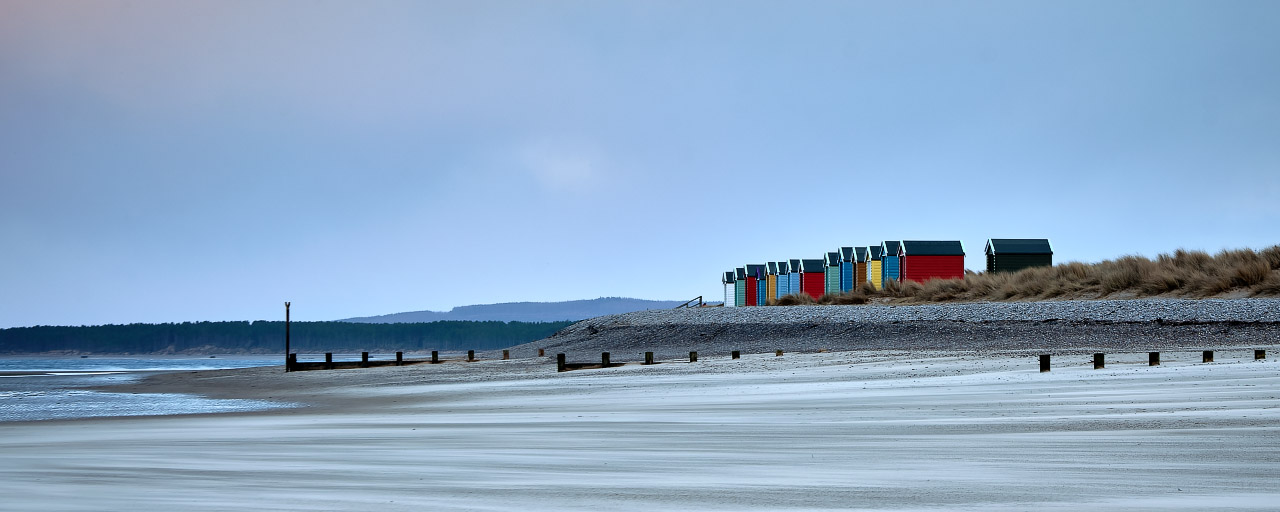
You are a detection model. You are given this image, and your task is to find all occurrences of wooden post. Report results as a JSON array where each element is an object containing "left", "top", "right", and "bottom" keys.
[
  {"left": 1039, "top": 354, "right": 1050, "bottom": 373},
  {"left": 538, "top": 348, "right": 545, "bottom": 357},
  {"left": 288, "top": 353, "right": 297, "bottom": 370},
  {"left": 431, "top": 350, "right": 439, "bottom": 364},
  {"left": 503, "top": 350, "right": 510, "bottom": 360},
  {"left": 396, "top": 352, "right": 403, "bottom": 365},
  {"left": 1149, "top": 352, "right": 1160, "bottom": 366},
  {"left": 468, "top": 350, "right": 475, "bottom": 362},
  {"left": 1093, "top": 353, "right": 1104, "bottom": 370},
  {"left": 325, "top": 352, "right": 333, "bottom": 370},
  {"left": 776, "top": 350, "right": 783, "bottom": 357},
  {"left": 361, "top": 352, "right": 369, "bottom": 367},
  {"left": 284, "top": 302, "right": 291, "bottom": 372},
  {"left": 602, "top": 352, "right": 610, "bottom": 367},
  {"left": 644, "top": 352, "right": 654, "bottom": 365},
  {"left": 689, "top": 351, "right": 698, "bottom": 363},
  {"left": 1256, "top": 349, "right": 1266, "bottom": 360},
  {"left": 732, "top": 350, "right": 741, "bottom": 359},
  {"left": 557, "top": 353, "right": 566, "bottom": 372},
  {"left": 1203, "top": 350, "right": 1214, "bottom": 363}
]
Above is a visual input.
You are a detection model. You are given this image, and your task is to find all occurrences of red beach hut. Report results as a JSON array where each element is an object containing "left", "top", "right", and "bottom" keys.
[
  {"left": 744, "top": 264, "right": 767, "bottom": 306},
  {"left": 898, "top": 241, "right": 965, "bottom": 283},
  {"left": 798, "top": 259, "right": 826, "bottom": 300}
]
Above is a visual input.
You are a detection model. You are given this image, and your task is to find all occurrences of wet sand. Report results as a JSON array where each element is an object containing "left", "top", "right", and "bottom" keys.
[{"left": 1, "top": 348, "right": 1278, "bottom": 511}]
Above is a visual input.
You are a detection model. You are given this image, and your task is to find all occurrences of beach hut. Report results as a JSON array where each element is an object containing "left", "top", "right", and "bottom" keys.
[
  {"left": 867, "top": 246, "right": 884, "bottom": 290},
  {"left": 899, "top": 240, "right": 965, "bottom": 283},
  {"left": 825, "top": 252, "right": 841, "bottom": 295},
  {"left": 855, "top": 247, "right": 869, "bottom": 288},
  {"left": 776, "top": 261, "right": 792, "bottom": 298},
  {"left": 734, "top": 268, "right": 747, "bottom": 307},
  {"left": 985, "top": 239, "right": 1053, "bottom": 273},
  {"left": 722, "top": 271, "right": 736, "bottom": 307},
  {"left": 799, "top": 259, "right": 826, "bottom": 299},
  {"left": 745, "top": 264, "right": 767, "bottom": 306},
  {"left": 839, "top": 247, "right": 855, "bottom": 292},
  {"left": 881, "top": 241, "right": 902, "bottom": 289},
  {"left": 788, "top": 259, "right": 802, "bottom": 297},
  {"left": 766, "top": 262, "right": 779, "bottom": 304}
]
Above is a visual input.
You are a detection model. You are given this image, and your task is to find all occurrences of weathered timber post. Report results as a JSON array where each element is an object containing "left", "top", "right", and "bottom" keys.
[
  {"left": 644, "top": 352, "right": 654, "bottom": 365},
  {"left": 288, "top": 353, "right": 297, "bottom": 369},
  {"left": 325, "top": 352, "right": 333, "bottom": 370},
  {"left": 396, "top": 352, "right": 403, "bottom": 365},
  {"left": 431, "top": 351, "right": 439, "bottom": 364},
  {"left": 776, "top": 350, "right": 783, "bottom": 357},
  {"left": 1093, "top": 353, "right": 1105, "bottom": 370},
  {"left": 557, "top": 353, "right": 566, "bottom": 372},
  {"left": 732, "top": 350, "right": 741, "bottom": 359},
  {"left": 361, "top": 352, "right": 369, "bottom": 367},
  {"left": 689, "top": 351, "right": 698, "bottom": 363},
  {"left": 1203, "top": 350, "right": 1214, "bottom": 363},
  {"left": 1039, "top": 354, "right": 1050, "bottom": 373},
  {"left": 602, "top": 352, "right": 610, "bottom": 367},
  {"left": 503, "top": 350, "right": 510, "bottom": 360},
  {"left": 1149, "top": 352, "right": 1160, "bottom": 366},
  {"left": 284, "top": 302, "right": 291, "bottom": 372},
  {"left": 538, "top": 348, "right": 545, "bottom": 357},
  {"left": 1257, "top": 349, "right": 1267, "bottom": 360},
  {"left": 468, "top": 350, "right": 475, "bottom": 362}
]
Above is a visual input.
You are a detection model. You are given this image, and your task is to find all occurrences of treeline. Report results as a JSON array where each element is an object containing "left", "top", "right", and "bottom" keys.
[{"left": 0, "top": 320, "right": 575, "bottom": 354}]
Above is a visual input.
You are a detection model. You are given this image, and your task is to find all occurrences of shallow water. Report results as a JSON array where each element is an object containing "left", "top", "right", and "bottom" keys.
[{"left": 0, "top": 356, "right": 295, "bottom": 422}]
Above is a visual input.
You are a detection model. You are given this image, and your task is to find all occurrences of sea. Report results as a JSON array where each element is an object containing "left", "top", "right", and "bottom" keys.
[{"left": 0, "top": 356, "right": 295, "bottom": 422}]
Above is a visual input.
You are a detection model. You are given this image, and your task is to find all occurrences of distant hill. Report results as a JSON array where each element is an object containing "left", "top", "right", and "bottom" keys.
[{"left": 341, "top": 297, "right": 686, "bottom": 324}]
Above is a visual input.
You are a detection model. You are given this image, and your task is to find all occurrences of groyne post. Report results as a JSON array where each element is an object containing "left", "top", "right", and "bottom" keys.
[
  {"left": 396, "top": 352, "right": 403, "bottom": 365},
  {"left": 602, "top": 352, "right": 610, "bottom": 367},
  {"left": 288, "top": 353, "right": 297, "bottom": 370},
  {"left": 468, "top": 350, "right": 475, "bottom": 362},
  {"left": 361, "top": 352, "right": 369, "bottom": 367},
  {"left": 1039, "top": 354, "right": 1050, "bottom": 373},
  {"left": 284, "top": 302, "right": 291, "bottom": 372},
  {"left": 776, "top": 350, "right": 783, "bottom": 357},
  {"left": 503, "top": 350, "right": 510, "bottom": 360},
  {"left": 689, "top": 351, "right": 698, "bottom": 363},
  {"left": 1149, "top": 352, "right": 1160, "bottom": 366},
  {"left": 432, "top": 351, "right": 439, "bottom": 364},
  {"left": 538, "top": 348, "right": 545, "bottom": 357},
  {"left": 1093, "top": 353, "right": 1104, "bottom": 370},
  {"left": 644, "top": 352, "right": 654, "bottom": 365},
  {"left": 1203, "top": 350, "right": 1214, "bottom": 363},
  {"left": 325, "top": 352, "right": 333, "bottom": 370},
  {"left": 1257, "top": 349, "right": 1267, "bottom": 360},
  {"left": 732, "top": 350, "right": 741, "bottom": 359},
  {"left": 557, "top": 353, "right": 566, "bottom": 372}
]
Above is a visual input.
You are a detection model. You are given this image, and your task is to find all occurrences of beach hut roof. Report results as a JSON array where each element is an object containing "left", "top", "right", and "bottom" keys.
[
  {"left": 826, "top": 252, "right": 841, "bottom": 266},
  {"left": 840, "top": 247, "right": 854, "bottom": 262},
  {"left": 777, "top": 261, "right": 791, "bottom": 274},
  {"left": 900, "top": 240, "right": 965, "bottom": 256},
  {"left": 735, "top": 267, "right": 746, "bottom": 280},
  {"left": 800, "top": 259, "right": 826, "bottom": 273},
  {"left": 855, "top": 247, "right": 868, "bottom": 263},
  {"left": 767, "top": 262, "right": 778, "bottom": 275},
  {"left": 789, "top": 258, "right": 802, "bottom": 270},
  {"left": 868, "top": 246, "right": 883, "bottom": 260},
  {"left": 985, "top": 238, "right": 1053, "bottom": 255},
  {"left": 746, "top": 264, "right": 768, "bottom": 278},
  {"left": 723, "top": 271, "right": 736, "bottom": 284},
  {"left": 882, "top": 240, "right": 902, "bottom": 256}
]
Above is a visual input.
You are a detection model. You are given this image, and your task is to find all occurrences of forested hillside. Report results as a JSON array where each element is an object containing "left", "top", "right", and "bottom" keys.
[{"left": 0, "top": 320, "right": 573, "bottom": 354}]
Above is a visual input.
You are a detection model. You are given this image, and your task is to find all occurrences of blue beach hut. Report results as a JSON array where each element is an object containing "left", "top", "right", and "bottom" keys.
[
  {"left": 839, "top": 246, "right": 854, "bottom": 292},
  {"left": 881, "top": 240, "right": 902, "bottom": 289}
]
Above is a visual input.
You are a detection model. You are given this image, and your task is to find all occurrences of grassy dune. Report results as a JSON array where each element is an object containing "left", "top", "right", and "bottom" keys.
[{"left": 775, "top": 245, "right": 1280, "bottom": 305}]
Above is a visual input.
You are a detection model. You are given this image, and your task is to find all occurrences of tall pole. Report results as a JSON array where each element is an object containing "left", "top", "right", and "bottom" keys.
[{"left": 284, "top": 301, "right": 291, "bottom": 372}]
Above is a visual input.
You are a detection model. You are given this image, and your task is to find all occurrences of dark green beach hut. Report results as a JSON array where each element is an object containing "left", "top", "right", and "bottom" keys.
[{"left": 985, "top": 239, "right": 1053, "bottom": 273}]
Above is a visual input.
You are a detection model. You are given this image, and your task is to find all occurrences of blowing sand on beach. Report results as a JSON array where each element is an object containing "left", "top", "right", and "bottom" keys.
[{"left": 2, "top": 342, "right": 1277, "bottom": 511}]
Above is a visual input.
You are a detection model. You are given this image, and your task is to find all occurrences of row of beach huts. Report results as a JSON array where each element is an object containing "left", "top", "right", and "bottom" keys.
[{"left": 721, "top": 238, "right": 1053, "bottom": 307}]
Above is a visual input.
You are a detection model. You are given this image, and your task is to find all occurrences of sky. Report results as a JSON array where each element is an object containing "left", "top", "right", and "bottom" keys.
[{"left": 2, "top": 1, "right": 1278, "bottom": 327}]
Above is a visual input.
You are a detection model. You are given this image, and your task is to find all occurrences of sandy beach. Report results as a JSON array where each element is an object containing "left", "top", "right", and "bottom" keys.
[{"left": 2, "top": 347, "right": 1278, "bottom": 511}]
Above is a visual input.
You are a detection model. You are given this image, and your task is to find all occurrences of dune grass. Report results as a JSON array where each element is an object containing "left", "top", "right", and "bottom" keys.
[{"left": 767, "top": 245, "right": 1280, "bottom": 305}]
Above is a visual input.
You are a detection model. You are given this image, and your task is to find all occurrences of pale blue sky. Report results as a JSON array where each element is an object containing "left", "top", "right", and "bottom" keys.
[{"left": 2, "top": 1, "right": 1278, "bottom": 327}]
